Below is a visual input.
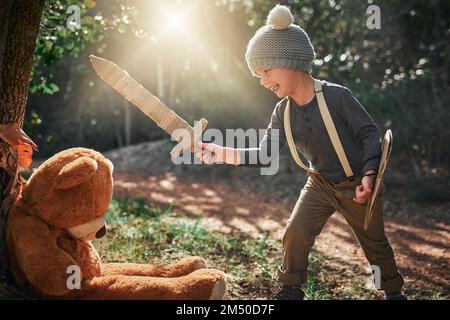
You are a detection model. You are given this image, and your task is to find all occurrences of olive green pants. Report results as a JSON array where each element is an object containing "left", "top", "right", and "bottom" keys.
[{"left": 278, "top": 172, "right": 404, "bottom": 292}]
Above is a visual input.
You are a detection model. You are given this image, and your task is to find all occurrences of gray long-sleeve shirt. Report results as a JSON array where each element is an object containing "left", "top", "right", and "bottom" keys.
[{"left": 237, "top": 81, "right": 382, "bottom": 182}]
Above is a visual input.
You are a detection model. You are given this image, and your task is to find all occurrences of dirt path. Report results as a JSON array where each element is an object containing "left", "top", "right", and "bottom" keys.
[{"left": 113, "top": 170, "right": 449, "bottom": 298}]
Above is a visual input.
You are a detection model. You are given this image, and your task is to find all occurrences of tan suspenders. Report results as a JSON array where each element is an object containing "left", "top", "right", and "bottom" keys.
[{"left": 283, "top": 79, "right": 354, "bottom": 178}]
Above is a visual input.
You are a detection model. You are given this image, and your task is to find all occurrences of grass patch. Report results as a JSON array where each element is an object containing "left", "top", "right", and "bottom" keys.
[{"left": 98, "top": 197, "right": 281, "bottom": 295}]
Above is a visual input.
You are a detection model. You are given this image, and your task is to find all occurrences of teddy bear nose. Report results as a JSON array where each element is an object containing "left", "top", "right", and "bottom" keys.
[{"left": 95, "top": 225, "right": 107, "bottom": 239}]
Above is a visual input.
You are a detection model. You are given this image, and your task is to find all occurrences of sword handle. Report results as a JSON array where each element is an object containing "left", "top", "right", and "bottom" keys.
[
  {"left": 204, "top": 148, "right": 217, "bottom": 160},
  {"left": 170, "top": 118, "right": 208, "bottom": 158},
  {"left": 191, "top": 142, "right": 217, "bottom": 161}
]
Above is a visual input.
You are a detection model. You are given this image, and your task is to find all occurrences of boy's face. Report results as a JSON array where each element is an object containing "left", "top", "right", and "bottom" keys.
[{"left": 255, "top": 67, "right": 299, "bottom": 98}]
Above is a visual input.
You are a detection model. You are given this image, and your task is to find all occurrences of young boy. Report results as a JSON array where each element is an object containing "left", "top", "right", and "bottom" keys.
[{"left": 197, "top": 5, "right": 406, "bottom": 300}]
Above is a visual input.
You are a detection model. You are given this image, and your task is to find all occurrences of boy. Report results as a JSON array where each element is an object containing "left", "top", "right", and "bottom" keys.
[{"left": 197, "top": 5, "right": 406, "bottom": 300}]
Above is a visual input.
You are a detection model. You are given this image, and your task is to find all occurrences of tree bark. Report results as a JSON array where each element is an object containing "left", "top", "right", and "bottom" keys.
[{"left": 0, "top": 0, "right": 44, "bottom": 298}]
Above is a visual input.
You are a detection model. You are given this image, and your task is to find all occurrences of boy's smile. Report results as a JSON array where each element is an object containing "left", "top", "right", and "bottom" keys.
[
  {"left": 255, "top": 67, "right": 315, "bottom": 105},
  {"left": 269, "top": 83, "right": 280, "bottom": 92},
  {"left": 256, "top": 68, "right": 285, "bottom": 97}
]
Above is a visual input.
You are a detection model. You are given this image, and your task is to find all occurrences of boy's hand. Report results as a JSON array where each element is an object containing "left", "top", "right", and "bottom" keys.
[
  {"left": 192, "top": 143, "right": 241, "bottom": 165},
  {"left": 353, "top": 170, "right": 376, "bottom": 204},
  {"left": 193, "top": 143, "right": 224, "bottom": 164}
]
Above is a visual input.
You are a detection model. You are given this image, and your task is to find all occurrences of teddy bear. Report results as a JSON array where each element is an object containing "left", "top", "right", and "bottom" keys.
[{"left": 6, "top": 147, "right": 226, "bottom": 299}]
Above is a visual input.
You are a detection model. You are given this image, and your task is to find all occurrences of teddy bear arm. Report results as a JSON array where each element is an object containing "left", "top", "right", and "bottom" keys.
[
  {"left": 78, "top": 275, "right": 180, "bottom": 299},
  {"left": 102, "top": 257, "right": 206, "bottom": 277},
  {"left": 9, "top": 213, "right": 79, "bottom": 297},
  {"left": 79, "top": 269, "right": 224, "bottom": 300}
]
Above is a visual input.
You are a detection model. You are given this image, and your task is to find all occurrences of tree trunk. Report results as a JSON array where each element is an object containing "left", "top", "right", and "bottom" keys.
[{"left": 0, "top": 0, "right": 44, "bottom": 298}]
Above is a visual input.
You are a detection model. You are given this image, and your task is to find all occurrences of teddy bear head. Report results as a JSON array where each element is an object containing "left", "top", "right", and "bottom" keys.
[{"left": 21, "top": 147, "right": 114, "bottom": 240}]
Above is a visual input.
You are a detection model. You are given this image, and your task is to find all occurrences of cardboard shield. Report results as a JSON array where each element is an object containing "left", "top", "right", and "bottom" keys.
[{"left": 364, "top": 129, "right": 393, "bottom": 231}]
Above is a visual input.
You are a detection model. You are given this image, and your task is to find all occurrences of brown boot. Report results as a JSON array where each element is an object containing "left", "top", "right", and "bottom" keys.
[
  {"left": 384, "top": 291, "right": 408, "bottom": 300},
  {"left": 271, "top": 285, "right": 305, "bottom": 300}
]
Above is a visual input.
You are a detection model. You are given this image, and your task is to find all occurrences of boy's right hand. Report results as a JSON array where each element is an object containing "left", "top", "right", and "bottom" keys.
[{"left": 194, "top": 143, "right": 224, "bottom": 164}]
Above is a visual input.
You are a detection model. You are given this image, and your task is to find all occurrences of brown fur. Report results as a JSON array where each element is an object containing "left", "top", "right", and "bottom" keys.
[{"left": 6, "top": 147, "right": 226, "bottom": 299}]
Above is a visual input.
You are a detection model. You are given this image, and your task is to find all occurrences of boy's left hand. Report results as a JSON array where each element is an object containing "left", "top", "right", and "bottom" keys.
[{"left": 353, "top": 170, "right": 376, "bottom": 204}]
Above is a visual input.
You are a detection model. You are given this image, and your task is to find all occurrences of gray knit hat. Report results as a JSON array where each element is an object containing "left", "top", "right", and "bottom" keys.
[{"left": 245, "top": 5, "right": 316, "bottom": 76}]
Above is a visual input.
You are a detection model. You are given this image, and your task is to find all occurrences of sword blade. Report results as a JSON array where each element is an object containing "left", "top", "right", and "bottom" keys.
[{"left": 89, "top": 55, "right": 193, "bottom": 140}]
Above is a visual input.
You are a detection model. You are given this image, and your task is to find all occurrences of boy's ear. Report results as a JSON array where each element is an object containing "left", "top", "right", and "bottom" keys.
[{"left": 54, "top": 156, "right": 98, "bottom": 190}]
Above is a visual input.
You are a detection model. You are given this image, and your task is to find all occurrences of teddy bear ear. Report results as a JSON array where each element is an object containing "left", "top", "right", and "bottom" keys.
[{"left": 54, "top": 156, "right": 98, "bottom": 190}]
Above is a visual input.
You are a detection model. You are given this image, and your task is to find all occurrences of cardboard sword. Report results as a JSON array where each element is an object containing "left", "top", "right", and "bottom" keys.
[{"left": 89, "top": 55, "right": 207, "bottom": 157}]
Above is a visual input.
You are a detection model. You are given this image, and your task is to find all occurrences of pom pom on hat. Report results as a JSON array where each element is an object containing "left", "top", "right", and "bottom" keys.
[{"left": 266, "top": 5, "right": 294, "bottom": 30}]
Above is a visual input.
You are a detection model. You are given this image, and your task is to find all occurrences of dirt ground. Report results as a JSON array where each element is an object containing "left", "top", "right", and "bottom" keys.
[
  {"left": 113, "top": 168, "right": 449, "bottom": 299},
  {"left": 30, "top": 140, "right": 448, "bottom": 298},
  {"left": 104, "top": 140, "right": 448, "bottom": 297}
]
